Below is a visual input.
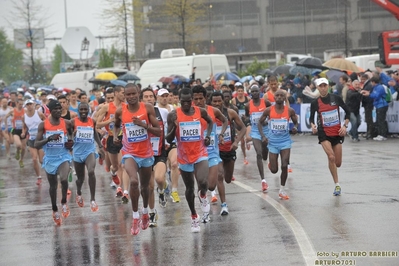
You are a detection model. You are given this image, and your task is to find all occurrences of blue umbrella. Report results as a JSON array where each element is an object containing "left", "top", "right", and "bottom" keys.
[
  {"left": 240, "top": 75, "right": 253, "bottom": 83},
  {"left": 289, "top": 65, "right": 321, "bottom": 76},
  {"left": 326, "top": 69, "right": 345, "bottom": 84},
  {"left": 110, "top": 79, "right": 127, "bottom": 87},
  {"left": 213, "top": 72, "right": 240, "bottom": 81},
  {"left": 117, "top": 72, "right": 140, "bottom": 82}
]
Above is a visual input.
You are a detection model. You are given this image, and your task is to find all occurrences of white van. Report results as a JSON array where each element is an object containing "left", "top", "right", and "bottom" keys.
[
  {"left": 137, "top": 54, "right": 230, "bottom": 87},
  {"left": 50, "top": 68, "right": 128, "bottom": 93},
  {"left": 345, "top": 54, "right": 399, "bottom": 72}
]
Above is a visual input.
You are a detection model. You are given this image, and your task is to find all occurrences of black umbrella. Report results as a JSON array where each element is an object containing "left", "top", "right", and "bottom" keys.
[
  {"left": 272, "top": 64, "right": 293, "bottom": 76},
  {"left": 117, "top": 72, "right": 140, "bottom": 82},
  {"left": 296, "top": 57, "right": 328, "bottom": 70}
]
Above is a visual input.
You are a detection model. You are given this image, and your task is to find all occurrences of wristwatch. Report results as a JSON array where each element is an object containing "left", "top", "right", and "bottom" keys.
[{"left": 343, "top": 124, "right": 348, "bottom": 128}]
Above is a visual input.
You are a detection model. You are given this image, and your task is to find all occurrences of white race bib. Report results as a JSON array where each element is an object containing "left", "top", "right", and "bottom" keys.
[
  {"left": 251, "top": 112, "right": 262, "bottom": 127},
  {"left": 46, "top": 131, "right": 65, "bottom": 148},
  {"left": 125, "top": 122, "right": 148, "bottom": 143},
  {"left": 179, "top": 121, "right": 201, "bottom": 142},
  {"left": 28, "top": 126, "right": 38, "bottom": 140},
  {"left": 321, "top": 110, "right": 339, "bottom": 127},
  {"left": 270, "top": 119, "right": 288, "bottom": 135},
  {"left": 204, "top": 130, "right": 216, "bottom": 151},
  {"left": 216, "top": 125, "right": 231, "bottom": 142},
  {"left": 109, "top": 114, "right": 115, "bottom": 130},
  {"left": 151, "top": 137, "right": 160, "bottom": 156},
  {"left": 76, "top": 126, "right": 94, "bottom": 143},
  {"left": 15, "top": 119, "right": 23, "bottom": 129},
  {"left": 238, "top": 109, "right": 245, "bottom": 116}
]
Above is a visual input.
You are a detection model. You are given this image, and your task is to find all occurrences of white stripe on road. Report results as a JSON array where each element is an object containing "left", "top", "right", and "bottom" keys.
[{"left": 233, "top": 180, "right": 318, "bottom": 266}]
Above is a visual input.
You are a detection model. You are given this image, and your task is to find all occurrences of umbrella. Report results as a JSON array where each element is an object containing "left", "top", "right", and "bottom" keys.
[
  {"left": 158, "top": 76, "right": 173, "bottom": 84},
  {"left": 117, "top": 72, "right": 140, "bottom": 82},
  {"left": 170, "top": 75, "right": 190, "bottom": 84},
  {"left": 272, "top": 64, "right": 293, "bottom": 76},
  {"left": 289, "top": 65, "right": 321, "bottom": 76},
  {"left": 257, "top": 69, "right": 273, "bottom": 76},
  {"left": 326, "top": 69, "right": 346, "bottom": 84},
  {"left": 89, "top": 77, "right": 110, "bottom": 85},
  {"left": 296, "top": 57, "right": 328, "bottom": 70},
  {"left": 323, "top": 58, "right": 360, "bottom": 72},
  {"left": 110, "top": 79, "right": 127, "bottom": 87},
  {"left": 95, "top": 72, "right": 118, "bottom": 81},
  {"left": 213, "top": 72, "right": 240, "bottom": 81},
  {"left": 8, "top": 80, "right": 30, "bottom": 91},
  {"left": 240, "top": 75, "right": 253, "bottom": 83}
]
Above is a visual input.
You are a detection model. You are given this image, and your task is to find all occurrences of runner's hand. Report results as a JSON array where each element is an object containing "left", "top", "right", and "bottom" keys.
[
  {"left": 65, "top": 139, "right": 74, "bottom": 150},
  {"left": 204, "top": 136, "right": 211, "bottom": 146},
  {"left": 98, "top": 149, "right": 105, "bottom": 161}
]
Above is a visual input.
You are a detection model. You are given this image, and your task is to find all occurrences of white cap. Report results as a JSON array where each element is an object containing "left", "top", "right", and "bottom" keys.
[
  {"left": 46, "top": 95, "right": 57, "bottom": 101},
  {"left": 315, "top": 78, "right": 329, "bottom": 87},
  {"left": 234, "top": 82, "right": 243, "bottom": 87},
  {"left": 157, "top": 88, "right": 169, "bottom": 96},
  {"left": 23, "top": 99, "right": 35, "bottom": 107},
  {"left": 17, "top": 88, "right": 24, "bottom": 92}
]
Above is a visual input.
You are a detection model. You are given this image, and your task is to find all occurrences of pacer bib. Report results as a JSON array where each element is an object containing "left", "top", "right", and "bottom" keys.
[
  {"left": 76, "top": 126, "right": 94, "bottom": 143},
  {"left": 179, "top": 121, "right": 201, "bottom": 142},
  {"left": 125, "top": 121, "right": 148, "bottom": 142},
  {"left": 270, "top": 119, "right": 288, "bottom": 135}
]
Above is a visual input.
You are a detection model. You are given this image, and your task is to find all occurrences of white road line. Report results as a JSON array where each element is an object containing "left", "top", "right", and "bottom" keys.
[{"left": 233, "top": 180, "right": 318, "bottom": 266}]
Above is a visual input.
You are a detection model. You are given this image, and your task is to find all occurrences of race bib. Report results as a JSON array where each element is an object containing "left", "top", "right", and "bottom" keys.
[
  {"left": 151, "top": 137, "right": 160, "bottom": 156},
  {"left": 15, "top": 119, "right": 23, "bottom": 129},
  {"left": 125, "top": 122, "right": 148, "bottom": 143},
  {"left": 251, "top": 112, "right": 262, "bottom": 127},
  {"left": 109, "top": 114, "right": 115, "bottom": 130},
  {"left": 46, "top": 131, "right": 65, "bottom": 148},
  {"left": 238, "top": 109, "right": 245, "bottom": 116},
  {"left": 28, "top": 126, "right": 38, "bottom": 140},
  {"left": 179, "top": 121, "right": 201, "bottom": 142},
  {"left": 76, "top": 126, "right": 94, "bottom": 143},
  {"left": 216, "top": 125, "right": 231, "bottom": 142},
  {"left": 204, "top": 130, "right": 216, "bottom": 151},
  {"left": 270, "top": 119, "right": 288, "bottom": 135},
  {"left": 321, "top": 110, "right": 339, "bottom": 127}
]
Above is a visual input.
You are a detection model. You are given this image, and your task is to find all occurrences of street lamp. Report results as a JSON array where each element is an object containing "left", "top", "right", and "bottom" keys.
[{"left": 209, "top": 2, "right": 212, "bottom": 53}]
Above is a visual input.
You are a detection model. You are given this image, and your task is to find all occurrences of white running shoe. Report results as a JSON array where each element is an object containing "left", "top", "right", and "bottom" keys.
[
  {"left": 191, "top": 215, "right": 200, "bottom": 233},
  {"left": 220, "top": 203, "right": 229, "bottom": 215}
]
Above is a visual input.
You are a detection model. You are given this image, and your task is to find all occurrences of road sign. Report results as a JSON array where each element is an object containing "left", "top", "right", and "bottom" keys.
[{"left": 14, "top": 28, "right": 45, "bottom": 49}]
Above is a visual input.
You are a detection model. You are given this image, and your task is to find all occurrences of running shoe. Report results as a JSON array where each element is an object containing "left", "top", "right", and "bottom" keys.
[
  {"left": 15, "top": 149, "right": 20, "bottom": 160},
  {"left": 261, "top": 181, "right": 269, "bottom": 192},
  {"left": 333, "top": 186, "right": 341, "bottom": 196},
  {"left": 170, "top": 191, "right": 180, "bottom": 203},
  {"left": 141, "top": 213, "right": 150, "bottom": 230},
  {"left": 52, "top": 211, "right": 62, "bottom": 226},
  {"left": 211, "top": 195, "right": 218, "bottom": 203},
  {"left": 220, "top": 203, "right": 229, "bottom": 216},
  {"left": 279, "top": 191, "right": 290, "bottom": 200},
  {"left": 110, "top": 181, "right": 117, "bottom": 189},
  {"left": 243, "top": 158, "right": 249, "bottom": 165},
  {"left": 231, "top": 176, "right": 236, "bottom": 181},
  {"left": 191, "top": 215, "right": 201, "bottom": 233},
  {"left": 121, "top": 193, "right": 129, "bottom": 204},
  {"left": 76, "top": 194, "right": 84, "bottom": 207},
  {"left": 115, "top": 187, "right": 123, "bottom": 198},
  {"left": 159, "top": 192, "right": 167, "bottom": 208},
  {"left": 246, "top": 142, "right": 251, "bottom": 150},
  {"left": 198, "top": 192, "right": 210, "bottom": 223},
  {"left": 90, "top": 201, "right": 99, "bottom": 212},
  {"left": 288, "top": 164, "right": 293, "bottom": 173},
  {"left": 98, "top": 157, "right": 103, "bottom": 165},
  {"left": 111, "top": 173, "right": 120, "bottom": 186},
  {"left": 164, "top": 181, "right": 170, "bottom": 195},
  {"left": 131, "top": 218, "right": 141, "bottom": 235},
  {"left": 149, "top": 211, "right": 158, "bottom": 228},
  {"left": 36, "top": 178, "right": 42, "bottom": 186},
  {"left": 67, "top": 189, "right": 72, "bottom": 195},
  {"left": 61, "top": 204, "right": 70, "bottom": 218},
  {"left": 105, "top": 166, "right": 110, "bottom": 172},
  {"left": 19, "top": 160, "right": 24, "bottom": 168}
]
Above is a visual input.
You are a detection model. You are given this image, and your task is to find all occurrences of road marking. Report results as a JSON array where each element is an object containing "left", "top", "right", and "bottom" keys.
[{"left": 233, "top": 180, "right": 318, "bottom": 266}]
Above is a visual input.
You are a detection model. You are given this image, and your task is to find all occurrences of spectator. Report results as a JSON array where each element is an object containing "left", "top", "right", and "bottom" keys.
[
  {"left": 346, "top": 80, "right": 362, "bottom": 141},
  {"left": 360, "top": 73, "right": 374, "bottom": 139},
  {"left": 339, "top": 75, "right": 350, "bottom": 103}
]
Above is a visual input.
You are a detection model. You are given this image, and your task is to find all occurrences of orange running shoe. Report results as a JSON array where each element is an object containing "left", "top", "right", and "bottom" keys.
[
  {"left": 36, "top": 178, "right": 42, "bottom": 186},
  {"left": 131, "top": 218, "right": 141, "bottom": 235},
  {"left": 261, "top": 181, "right": 269, "bottom": 192},
  {"left": 211, "top": 196, "right": 218, "bottom": 203},
  {"left": 288, "top": 164, "right": 293, "bottom": 173},
  {"left": 279, "top": 191, "right": 290, "bottom": 200},
  {"left": 243, "top": 158, "right": 249, "bottom": 165},
  {"left": 61, "top": 204, "right": 70, "bottom": 218},
  {"left": 76, "top": 194, "right": 84, "bottom": 207},
  {"left": 115, "top": 187, "right": 123, "bottom": 198},
  {"left": 112, "top": 174, "right": 120, "bottom": 185},
  {"left": 53, "top": 211, "right": 62, "bottom": 226},
  {"left": 67, "top": 189, "right": 72, "bottom": 195},
  {"left": 141, "top": 213, "right": 150, "bottom": 230},
  {"left": 98, "top": 157, "right": 103, "bottom": 166},
  {"left": 231, "top": 176, "right": 236, "bottom": 181},
  {"left": 90, "top": 201, "right": 99, "bottom": 212}
]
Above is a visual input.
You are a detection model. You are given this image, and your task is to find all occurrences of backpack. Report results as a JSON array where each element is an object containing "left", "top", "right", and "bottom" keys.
[{"left": 383, "top": 85, "right": 392, "bottom": 103}]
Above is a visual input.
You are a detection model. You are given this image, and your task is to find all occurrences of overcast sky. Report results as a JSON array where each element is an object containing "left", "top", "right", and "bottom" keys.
[{"left": 0, "top": 0, "right": 113, "bottom": 61}]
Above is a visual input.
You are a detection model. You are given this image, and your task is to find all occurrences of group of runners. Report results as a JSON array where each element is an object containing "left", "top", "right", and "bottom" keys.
[{"left": 0, "top": 76, "right": 349, "bottom": 234}]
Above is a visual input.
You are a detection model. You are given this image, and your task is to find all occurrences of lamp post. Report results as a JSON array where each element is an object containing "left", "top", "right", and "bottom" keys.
[{"left": 209, "top": 2, "right": 212, "bottom": 53}]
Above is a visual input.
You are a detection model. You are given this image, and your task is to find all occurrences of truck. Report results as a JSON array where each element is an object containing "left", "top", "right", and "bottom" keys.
[{"left": 345, "top": 54, "right": 399, "bottom": 71}]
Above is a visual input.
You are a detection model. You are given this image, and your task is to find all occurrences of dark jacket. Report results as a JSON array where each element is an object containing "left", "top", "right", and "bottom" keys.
[
  {"left": 346, "top": 87, "right": 362, "bottom": 115},
  {"left": 361, "top": 79, "right": 374, "bottom": 108}
]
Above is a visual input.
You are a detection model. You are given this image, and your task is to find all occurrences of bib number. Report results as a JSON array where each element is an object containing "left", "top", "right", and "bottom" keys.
[{"left": 321, "top": 110, "right": 339, "bottom": 127}]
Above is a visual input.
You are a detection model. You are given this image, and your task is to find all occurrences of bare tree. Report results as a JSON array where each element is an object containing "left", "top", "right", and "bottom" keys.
[{"left": 7, "top": 0, "right": 48, "bottom": 83}]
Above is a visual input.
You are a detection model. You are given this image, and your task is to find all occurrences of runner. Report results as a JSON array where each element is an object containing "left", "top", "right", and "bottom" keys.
[
  {"left": 166, "top": 88, "right": 213, "bottom": 232},
  {"left": 309, "top": 78, "right": 350, "bottom": 196},
  {"left": 58, "top": 95, "right": 78, "bottom": 120},
  {"left": 210, "top": 91, "right": 246, "bottom": 215},
  {"left": 96, "top": 86, "right": 125, "bottom": 198},
  {"left": 244, "top": 85, "right": 271, "bottom": 192},
  {"left": 157, "top": 88, "right": 180, "bottom": 203},
  {"left": 231, "top": 83, "right": 250, "bottom": 165},
  {"left": 192, "top": 85, "right": 228, "bottom": 215},
  {"left": 140, "top": 88, "right": 169, "bottom": 227},
  {"left": 113, "top": 83, "right": 161, "bottom": 235},
  {"left": 34, "top": 100, "right": 74, "bottom": 225},
  {"left": 71, "top": 102, "right": 105, "bottom": 212},
  {"left": 21, "top": 99, "right": 46, "bottom": 185},
  {"left": 0, "top": 97, "right": 13, "bottom": 159},
  {"left": 258, "top": 90, "right": 298, "bottom": 200},
  {"left": 5, "top": 99, "right": 27, "bottom": 168}
]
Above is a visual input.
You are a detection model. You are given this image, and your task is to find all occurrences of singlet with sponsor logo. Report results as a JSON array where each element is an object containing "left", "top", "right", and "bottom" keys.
[
  {"left": 201, "top": 105, "right": 219, "bottom": 158},
  {"left": 149, "top": 107, "right": 165, "bottom": 156},
  {"left": 43, "top": 118, "right": 68, "bottom": 157},
  {"left": 316, "top": 95, "right": 342, "bottom": 137},
  {"left": 249, "top": 100, "right": 268, "bottom": 137},
  {"left": 176, "top": 106, "right": 207, "bottom": 164},
  {"left": 104, "top": 102, "right": 123, "bottom": 136},
  {"left": 234, "top": 97, "right": 249, "bottom": 116},
  {"left": 266, "top": 90, "right": 276, "bottom": 105},
  {"left": 24, "top": 110, "right": 42, "bottom": 140},
  {"left": 268, "top": 105, "right": 290, "bottom": 144},
  {"left": 121, "top": 102, "right": 153, "bottom": 158},
  {"left": 217, "top": 107, "right": 235, "bottom": 152},
  {"left": 12, "top": 108, "right": 25, "bottom": 130},
  {"left": 73, "top": 117, "right": 96, "bottom": 155}
]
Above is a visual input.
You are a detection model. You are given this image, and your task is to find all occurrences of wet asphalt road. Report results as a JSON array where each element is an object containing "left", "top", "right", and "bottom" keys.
[{"left": 0, "top": 134, "right": 398, "bottom": 266}]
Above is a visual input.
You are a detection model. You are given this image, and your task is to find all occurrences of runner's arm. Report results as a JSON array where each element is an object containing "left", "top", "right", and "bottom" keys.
[
  {"left": 145, "top": 103, "right": 161, "bottom": 137},
  {"left": 166, "top": 110, "right": 177, "bottom": 143},
  {"left": 258, "top": 108, "right": 270, "bottom": 140},
  {"left": 95, "top": 104, "right": 111, "bottom": 128},
  {"left": 229, "top": 109, "right": 246, "bottom": 145},
  {"left": 113, "top": 107, "right": 122, "bottom": 140},
  {"left": 200, "top": 107, "right": 213, "bottom": 139}
]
